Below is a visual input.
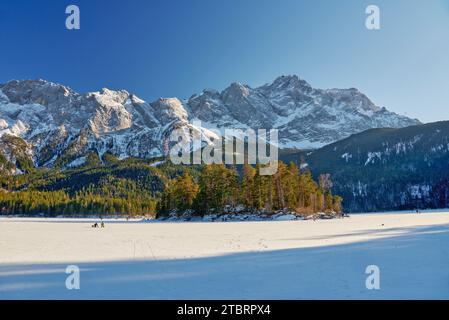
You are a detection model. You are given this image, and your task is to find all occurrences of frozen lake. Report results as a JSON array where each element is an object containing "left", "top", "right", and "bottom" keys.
[{"left": 1, "top": 212, "right": 449, "bottom": 299}]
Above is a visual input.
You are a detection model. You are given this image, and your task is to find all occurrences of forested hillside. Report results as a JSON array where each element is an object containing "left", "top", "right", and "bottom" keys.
[
  {"left": 282, "top": 121, "right": 449, "bottom": 212},
  {"left": 0, "top": 156, "right": 341, "bottom": 217}
]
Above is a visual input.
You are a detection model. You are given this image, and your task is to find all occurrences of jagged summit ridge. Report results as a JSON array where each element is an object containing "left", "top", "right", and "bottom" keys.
[
  {"left": 188, "top": 75, "right": 420, "bottom": 147},
  {"left": 0, "top": 76, "right": 420, "bottom": 171}
]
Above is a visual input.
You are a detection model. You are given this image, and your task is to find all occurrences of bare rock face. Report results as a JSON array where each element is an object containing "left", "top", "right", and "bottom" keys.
[
  {"left": 0, "top": 76, "right": 420, "bottom": 170},
  {"left": 189, "top": 75, "right": 420, "bottom": 148}
]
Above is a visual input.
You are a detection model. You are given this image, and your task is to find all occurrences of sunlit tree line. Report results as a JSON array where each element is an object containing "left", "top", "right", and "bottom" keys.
[{"left": 158, "top": 161, "right": 343, "bottom": 216}]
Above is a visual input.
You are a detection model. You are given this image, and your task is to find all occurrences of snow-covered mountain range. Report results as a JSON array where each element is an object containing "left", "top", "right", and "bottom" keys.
[{"left": 0, "top": 75, "right": 420, "bottom": 170}]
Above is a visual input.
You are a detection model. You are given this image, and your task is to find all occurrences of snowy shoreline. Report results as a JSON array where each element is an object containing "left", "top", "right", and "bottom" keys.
[{"left": 1, "top": 207, "right": 448, "bottom": 222}]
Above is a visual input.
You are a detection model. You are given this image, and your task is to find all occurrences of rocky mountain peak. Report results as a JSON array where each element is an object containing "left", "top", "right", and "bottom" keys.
[
  {"left": 268, "top": 74, "right": 311, "bottom": 89},
  {"left": 0, "top": 79, "right": 74, "bottom": 106},
  {"left": 150, "top": 98, "right": 188, "bottom": 123},
  {"left": 258, "top": 75, "right": 312, "bottom": 97},
  {"left": 222, "top": 82, "right": 251, "bottom": 100},
  {"left": 89, "top": 88, "right": 133, "bottom": 109},
  {"left": 323, "top": 87, "right": 382, "bottom": 116},
  {"left": 0, "top": 76, "right": 422, "bottom": 171}
]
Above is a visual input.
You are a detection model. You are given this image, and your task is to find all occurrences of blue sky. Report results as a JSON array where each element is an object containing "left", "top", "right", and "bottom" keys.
[{"left": 0, "top": 0, "right": 448, "bottom": 123}]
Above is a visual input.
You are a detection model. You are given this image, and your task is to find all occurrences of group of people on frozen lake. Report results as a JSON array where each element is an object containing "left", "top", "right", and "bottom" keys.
[{"left": 92, "top": 219, "right": 105, "bottom": 228}]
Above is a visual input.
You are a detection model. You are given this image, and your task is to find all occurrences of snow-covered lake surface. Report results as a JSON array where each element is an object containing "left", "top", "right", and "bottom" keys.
[{"left": 1, "top": 212, "right": 449, "bottom": 299}]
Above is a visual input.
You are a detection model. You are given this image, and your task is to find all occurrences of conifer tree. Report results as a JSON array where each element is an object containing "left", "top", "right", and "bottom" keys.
[{"left": 242, "top": 164, "right": 256, "bottom": 208}]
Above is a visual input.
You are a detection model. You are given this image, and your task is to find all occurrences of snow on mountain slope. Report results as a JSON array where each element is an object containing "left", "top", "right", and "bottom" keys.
[
  {"left": 0, "top": 76, "right": 420, "bottom": 169},
  {"left": 283, "top": 121, "right": 449, "bottom": 212},
  {"left": 0, "top": 80, "right": 210, "bottom": 168},
  {"left": 189, "top": 75, "right": 420, "bottom": 148}
]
